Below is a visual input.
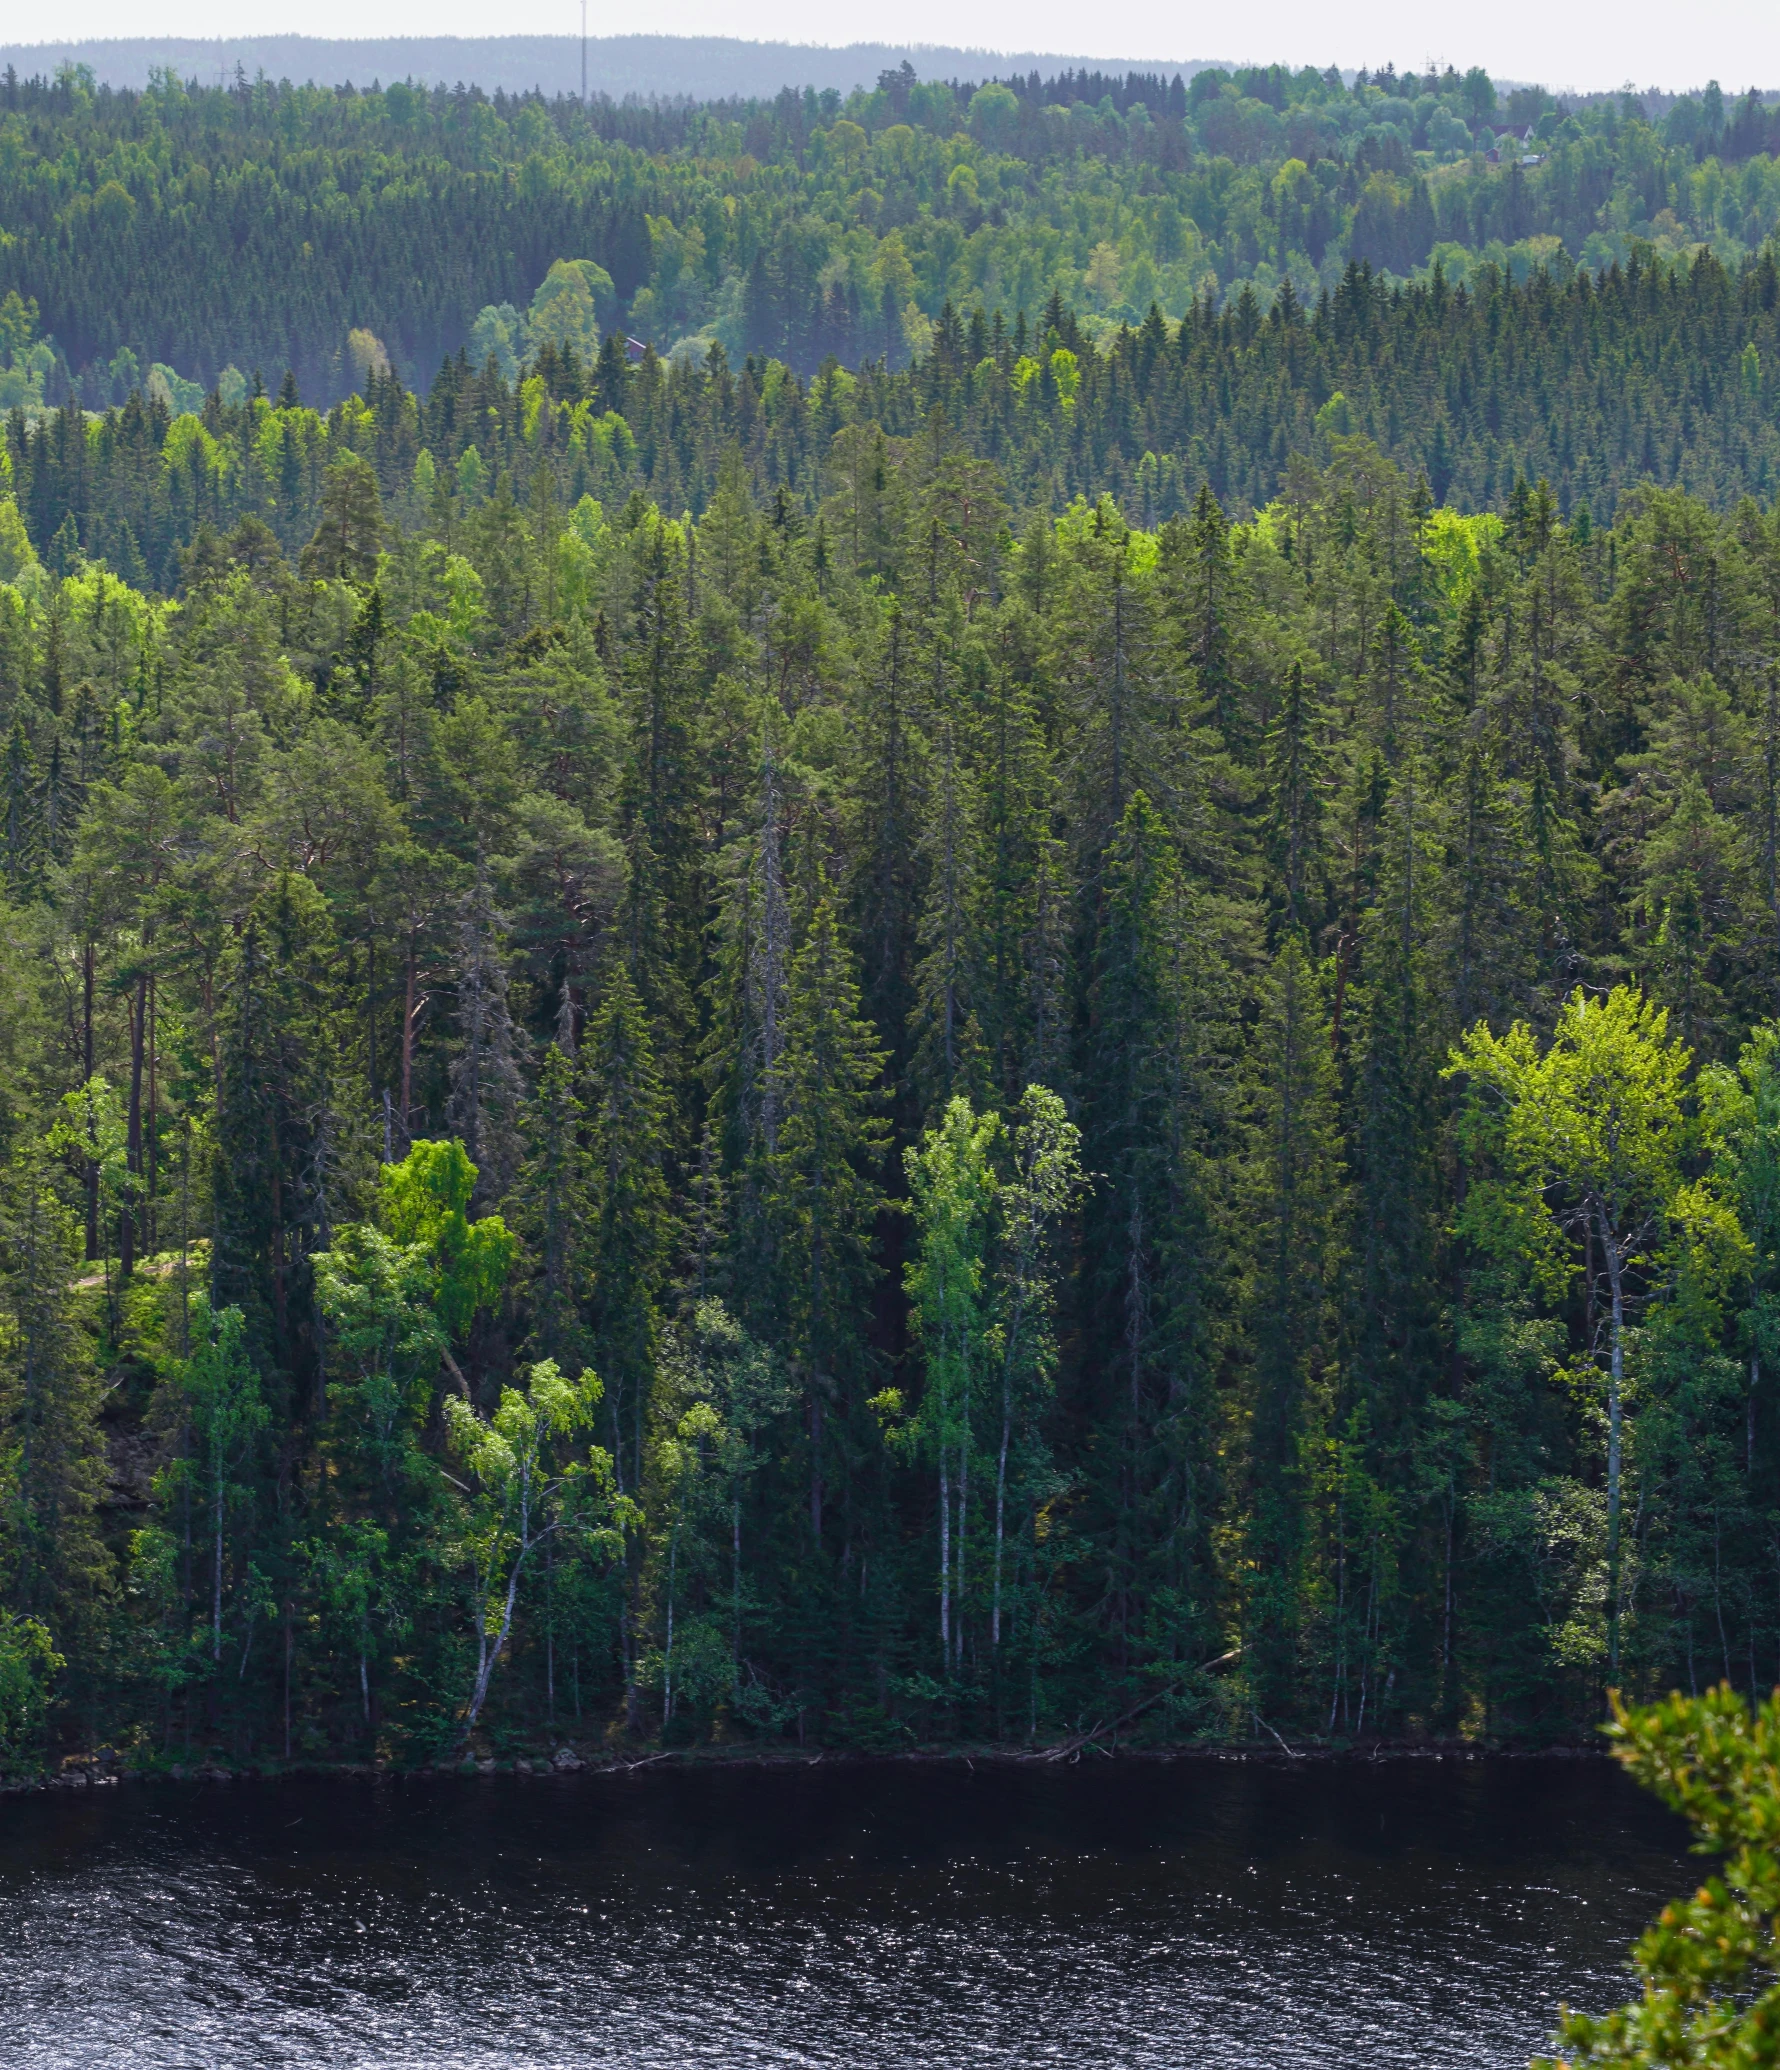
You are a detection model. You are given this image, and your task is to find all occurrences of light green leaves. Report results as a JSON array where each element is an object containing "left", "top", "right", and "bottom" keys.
[
  {"left": 444, "top": 1358, "right": 611, "bottom": 1542},
  {"left": 375, "top": 1137, "right": 516, "bottom": 1340},
  {"left": 1447, "top": 985, "right": 1692, "bottom": 1281},
  {"left": 1449, "top": 987, "right": 1691, "bottom": 1233}
]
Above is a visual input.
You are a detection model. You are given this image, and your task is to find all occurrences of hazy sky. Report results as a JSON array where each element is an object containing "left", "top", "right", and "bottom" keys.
[{"left": 18, "top": 0, "right": 1780, "bottom": 94}]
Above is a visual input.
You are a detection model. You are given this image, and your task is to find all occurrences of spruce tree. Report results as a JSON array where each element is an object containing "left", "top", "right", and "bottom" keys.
[
  {"left": 1082, "top": 792, "right": 1229, "bottom": 1671},
  {"left": 766, "top": 889, "right": 888, "bottom": 1549},
  {"left": 1244, "top": 929, "right": 1345, "bottom": 1714}
]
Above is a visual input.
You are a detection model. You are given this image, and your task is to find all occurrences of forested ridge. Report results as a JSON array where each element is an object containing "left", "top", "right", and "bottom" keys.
[
  {"left": 12, "top": 69, "right": 1780, "bottom": 1777},
  {"left": 3, "top": 59, "right": 1780, "bottom": 407},
  {"left": 9, "top": 247, "right": 1780, "bottom": 594}
]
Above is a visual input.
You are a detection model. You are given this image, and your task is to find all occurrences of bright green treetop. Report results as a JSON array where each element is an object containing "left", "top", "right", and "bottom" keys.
[
  {"left": 376, "top": 1137, "right": 516, "bottom": 1341},
  {"left": 1447, "top": 986, "right": 1693, "bottom": 1676}
]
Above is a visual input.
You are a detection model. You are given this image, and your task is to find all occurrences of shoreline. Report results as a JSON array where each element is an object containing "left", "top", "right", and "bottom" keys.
[{"left": 3, "top": 1734, "right": 1615, "bottom": 1795}]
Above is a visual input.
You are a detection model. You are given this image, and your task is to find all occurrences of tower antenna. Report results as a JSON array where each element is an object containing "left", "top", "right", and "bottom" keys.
[{"left": 581, "top": 0, "right": 587, "bottom": 105}]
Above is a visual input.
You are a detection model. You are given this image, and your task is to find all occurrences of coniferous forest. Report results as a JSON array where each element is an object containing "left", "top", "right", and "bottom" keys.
[{"left": 10, "top": 58, "right": 1780, "bottom": 1774}]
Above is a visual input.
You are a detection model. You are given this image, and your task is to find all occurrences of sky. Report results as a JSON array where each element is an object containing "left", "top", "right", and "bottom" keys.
[{"left": 15, "top": 1, "right": 1780, "bottom": 94}]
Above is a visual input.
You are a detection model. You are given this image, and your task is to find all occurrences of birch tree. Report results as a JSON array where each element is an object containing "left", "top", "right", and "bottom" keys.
[
  {"left": 905, "top": 1094, "right": 999, "bottom": 1669},
  {"left": 1448, "top": 986, "right": 1691, "bottom": 1678},
  {"left": 177, "top": 1300, "right": 267, "bottom": 1666},
  {"left": 445, "top": 1358, "right": 626, "bottom": 1741},
  {"left": 987, "top": 1085, "right": 1084, "bottom": 1654}
]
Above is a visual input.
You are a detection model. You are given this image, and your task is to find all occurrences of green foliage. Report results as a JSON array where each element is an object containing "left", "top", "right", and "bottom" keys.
[
  {"left": 1537, "top": 1684, "right": 1780, "bottom": 2069},
  {"left": 19, "top": 142, "right": 1780, "bottom": 1762},
  {"left": 6, "top": 63, "right": 1780, "bottom": 411},
  {"left": 376, "top": 1138, "right": 516, "bottom": 1340},
  {"left": 171, "top": 1300, "right": 268, "bottom": 1664},
  {"left": 904, "top": 1094, "right": 1000, "bottom": 1668},
  {"left": 445, "top": 1356, "right": 622, "bottom": 1735},
  {"left": 1450, "top": 989, "right": 1694, "bottom": 1675},
  {"left": 3, "top": 68, "right": 1780, "bottom": 587},
  {"left": 0, "top": 1609, "right": 61, "bottom": 1770}
]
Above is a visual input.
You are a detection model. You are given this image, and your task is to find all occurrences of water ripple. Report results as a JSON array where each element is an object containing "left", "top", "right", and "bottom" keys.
[{"left": 0, "top": 1759, "right": 1689, "bottom": 2068}]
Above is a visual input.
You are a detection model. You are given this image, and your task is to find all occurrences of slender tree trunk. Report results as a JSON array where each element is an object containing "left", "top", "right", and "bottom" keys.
[
  {"left": 809, "top": 1389, "right": 824, "bottom": 1539},
  {"left": 462, "top": 1471, "right": 544, "bottom": 1744},
  {"left": 993, "top": 1374, "right": 1011, "bottom": 1651},
  {"left": 83, "top": 940, "right": 98, "bottom": 1259},
  {"left": 401, "top": 933, "right": 417, "bottom": 1134},
  {"left": 212, "top": 1471, "right": 225, "bottom": 1664},
  {"left": 1328, "top": 1475, "right": 1346, "bottom": 1734},
  {"left": 122, "top": 970, "right": 148, "bottom": 1276},
  {"left": 664, "top": 1514, "right": 679, "bottom": 1726},
  {"left": 732, "top": 1492, "right": 743, "bottom": 1696},
  {"left": 1442, "top": 1485, "right": 1455, "bottom": 1703},
  {"left": 956, "top": 1374, "right": 970, "bottom": 1673},
  {"left": 464, "top": 1553, "right": 528, "bottom": 1740},
  {"left": 938, "top": 1444, "right": 952, "bottom": 1654},
  {"left": 145, "top": 974, "right": 158, "bottom": 1255},
  {"left": 1601, "top": 1207, "right": 1626, "bottom": 1681}
]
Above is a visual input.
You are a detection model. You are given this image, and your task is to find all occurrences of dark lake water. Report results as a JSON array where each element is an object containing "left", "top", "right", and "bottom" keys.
[{"left": 0, "top": 1754, "right": 1692, "bottom": 2068}]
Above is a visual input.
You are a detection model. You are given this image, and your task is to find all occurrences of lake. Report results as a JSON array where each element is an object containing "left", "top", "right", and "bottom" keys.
[{"left": 0, "top": 1753, "right": 1692, "bottom": 2068}]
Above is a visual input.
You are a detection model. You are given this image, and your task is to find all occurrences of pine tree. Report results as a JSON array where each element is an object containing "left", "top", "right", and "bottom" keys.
[
  {"left": 298, "top": 456, "right": 387, "bottom": 586},
  {"left": 973, "top": 659, "right": 1056, "bottom": 1106},
  {"left": 1341, "top": 746, "right": 1444, "bottom": 1718}
]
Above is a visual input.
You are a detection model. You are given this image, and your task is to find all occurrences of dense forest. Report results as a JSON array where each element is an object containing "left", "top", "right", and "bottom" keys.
[
  {"left": 11, "top": 62, "right": 1780, "bottom": 1775},
  {"left": 2, "top": 59, "right": 1780, "bottom": 405}
]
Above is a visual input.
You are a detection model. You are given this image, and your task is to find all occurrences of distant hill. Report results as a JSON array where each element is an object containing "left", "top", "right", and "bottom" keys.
[{"left": 0, "top": 35, "right": 1227, "bottom": 99}]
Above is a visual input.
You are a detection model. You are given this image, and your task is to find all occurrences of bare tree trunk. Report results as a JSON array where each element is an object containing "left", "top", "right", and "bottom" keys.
[
  {"left": 809, "top": 1389, "right": 824, "bottom": 1539},
  {"left": 146, "top": 975, "right": 158, "bottom": 1254},
  {"left": 663, "top": 1516, "right": 679, "bottom": 1726},
  {"left": 464, "top": 1557, "right": 527, "bottom": 1740},
  {"left": 212, "top": 1473, "right": 225, "bottom": 1664},
  {"left": 1442, "top": 1486, "right": 1455, "bottom": 1703},
  {"left": 1602, "top": 1206, "right": 1626, "bottom": 1681},
  {"left": 992, "top": 1381, "right": 1010, "bottom": 1651},
  {"left": 956, "top": 1375, "right": 969, "bottom": 1673},
  {"left": 401, "top": 934, "right": 417, "bottom": 1135},
  {"left": 83, "top": 941, "right": 98, "bottom": 1259},
  {"left": 938, "top": 1444, "right": 952, "bottom": 1655},
  {"left": 122, "top": 970, "right": 148, "bottom": 1277}
]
